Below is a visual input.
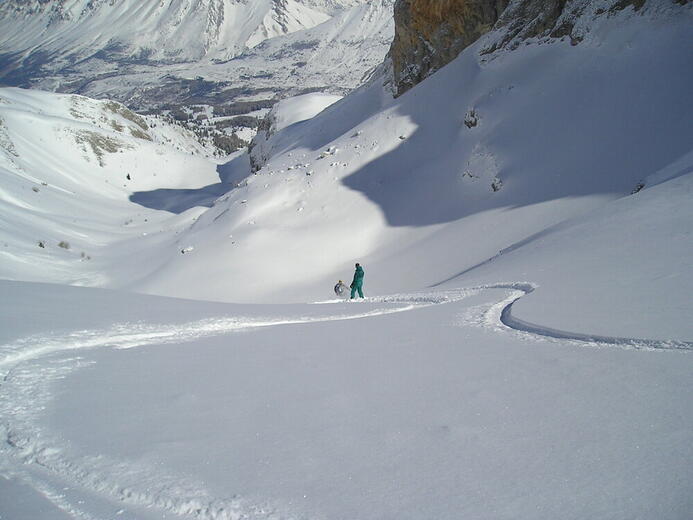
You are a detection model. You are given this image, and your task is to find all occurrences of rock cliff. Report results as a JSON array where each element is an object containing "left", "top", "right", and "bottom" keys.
[
  {"left": 389, "top": 0, "right": 510, "bottom": 96},
  {"left": 388, "top": 0, "right": 666, "bottom": 96}
]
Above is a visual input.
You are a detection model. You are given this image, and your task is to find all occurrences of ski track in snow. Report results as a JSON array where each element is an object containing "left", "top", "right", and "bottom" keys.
[
  {"left": 1, "top": 285, "right": 691, "bottom": 520},
  {"left": 0, "top": 291, "right": 474, "bottom": 520},
  {"left": 0, "top": 296, "right": 455, "bottom": 371}
]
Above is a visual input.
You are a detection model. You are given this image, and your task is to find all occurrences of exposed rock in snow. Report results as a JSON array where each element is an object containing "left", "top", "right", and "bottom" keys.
[
  {"left": 389, "top": 0, "right": 510, "bottom": 96},
  {"left": 388, "top": 0, "right": 670, "bottom": 96}
]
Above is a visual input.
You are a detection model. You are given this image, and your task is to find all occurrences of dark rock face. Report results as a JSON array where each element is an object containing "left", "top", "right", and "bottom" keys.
[
  {"left": 388, "top": 0, "right": 657, "bottom": 96},
  {"left": 389, "top": 0, "right": 510, "bottom": 96}
]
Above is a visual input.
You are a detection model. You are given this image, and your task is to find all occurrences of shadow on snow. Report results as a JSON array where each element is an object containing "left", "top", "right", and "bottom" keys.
[{"left": 129, "top": 153, "right": 250, "bottom": 214}]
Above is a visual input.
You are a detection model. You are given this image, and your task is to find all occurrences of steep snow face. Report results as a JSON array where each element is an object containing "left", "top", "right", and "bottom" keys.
[{"left": 249, "top": 92, "right": 343, "bottom": 171}]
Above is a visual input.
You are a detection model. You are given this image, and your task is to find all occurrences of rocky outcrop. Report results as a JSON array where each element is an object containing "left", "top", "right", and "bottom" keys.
[
  {"left": 388, "top": 0, "right": 661, "bottom": 97},
  {"left": 482, "top": 0, "right": 649, "bottom": 54},
  {"left": 389, "top": 0, "right": 510, "bottom": 96}
]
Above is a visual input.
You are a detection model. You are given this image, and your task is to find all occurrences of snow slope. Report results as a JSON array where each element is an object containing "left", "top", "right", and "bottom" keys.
[
  {"left": 0, "top": 3, "right": 690, "bottom": 343},
  {"left": 0, "top": 280, "right": 691, "bottom": 520},
  {"left": 249, "top": 92, "right": 344, "bottom": 169},
  {"left": 130, "top": 2, "right": 693, "bottom": 338},
  {"left": 1, "top": 2, "right": 691, "bottom": 340},
  {"left": 0, "top": 87, "right": 226, "bottom": 286}
]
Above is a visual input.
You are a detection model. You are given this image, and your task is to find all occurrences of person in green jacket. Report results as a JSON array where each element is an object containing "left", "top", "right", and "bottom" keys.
[{"left": 350, "top": 263, "right": 365, "bottom": 299}]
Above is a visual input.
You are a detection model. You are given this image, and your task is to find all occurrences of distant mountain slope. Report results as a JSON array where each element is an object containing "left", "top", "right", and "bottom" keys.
[
  {"left": 0, "top": 0, "right": 395, "bottom": 110},
  {"left": 0, "top": 0, "right": 353, "bottom": 64}
]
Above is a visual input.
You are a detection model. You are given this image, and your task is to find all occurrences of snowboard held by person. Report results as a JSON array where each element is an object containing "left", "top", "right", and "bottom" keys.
[
  {"left": 350, "top": 263, "right": 365, "bottom": 299},
  {"left": 334, "top": 280, "right": 347, "bottom": 297}
]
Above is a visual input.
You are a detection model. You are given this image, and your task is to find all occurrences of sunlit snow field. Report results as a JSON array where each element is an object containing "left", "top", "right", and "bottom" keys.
[{"left": 1, "top": 281, "right": 691, "bottom": 520}]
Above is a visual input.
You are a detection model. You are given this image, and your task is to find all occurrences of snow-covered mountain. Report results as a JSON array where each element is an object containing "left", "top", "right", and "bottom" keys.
[
  {"left": 0, "top": 0, "right": 395, "bottom": 110},
  {"left": 138, "top": 0, "right": 692, "bottom": 336},
  {"left": 0, "top": 0, "right": 356, "bottom": 64}
]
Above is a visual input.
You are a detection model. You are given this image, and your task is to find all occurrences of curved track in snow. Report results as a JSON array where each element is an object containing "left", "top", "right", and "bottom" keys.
[
  {"left": 1, "top": 285, "right": 690, "bottom": 520},
  {"left": 0, "top": 292, "right": 477, "bottom": 520},
  {"left": 479, "top": 283, "right": 692, "bottom": 352},
  {"left": 0, "top": 293, "right": 463, "bottom": 372}
]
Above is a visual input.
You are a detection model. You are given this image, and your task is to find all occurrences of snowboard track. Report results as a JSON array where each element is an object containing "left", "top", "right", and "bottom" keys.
[
  {"left": 1, "top": 284, "right": 690, "bottom": 520},
  {"left": 487, "top": 283, "right": 693, "bottom": 352}
]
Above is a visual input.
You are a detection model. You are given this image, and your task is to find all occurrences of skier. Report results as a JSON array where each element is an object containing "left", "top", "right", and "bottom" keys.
[
  {"left": 334, "top": 280, "right": 347, "bottom": 298},
  {"left": 350, "top": 263, "right": 365, "bottom": 299}
]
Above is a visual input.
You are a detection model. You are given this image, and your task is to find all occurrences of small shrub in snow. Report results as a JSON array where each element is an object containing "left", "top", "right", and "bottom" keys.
[
  {"left": 491, "top": 177, "right": 503, "bottom": 192},
  {"left": 75, "top": 131, "right": 131, "bottom": 166},
  {"left": 32, "top": 186, "right": 40, "bottom": 193},
  {"left": 58, "top": 241, "right": 70, "bottom": 249},
  {"left": 104, "top": 101, "right": 149, "bottom": 131},
  {"left": 130, "top": 127, "right": 152, "bottom": 141},
  {"left": 213, "top": 133, "right": 247, "bottom": 155},
  {"left": 0, "top": 117, "right": 19, "bottom": 157},
  {"left": 631, "top": 182, "right": 645, "bottom": 194},
  {"left": 38, "top": 240, "right": 45, "bottom": 248},
  {"left": 464, "top": 109, "right": 479, "bottom": 129}
]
